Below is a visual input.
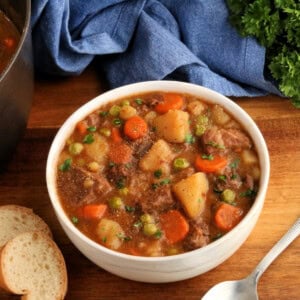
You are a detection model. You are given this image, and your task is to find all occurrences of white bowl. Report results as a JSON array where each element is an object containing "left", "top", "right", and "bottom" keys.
[{"left": 46, "top": 81, "right": 270, "bottom": 283}]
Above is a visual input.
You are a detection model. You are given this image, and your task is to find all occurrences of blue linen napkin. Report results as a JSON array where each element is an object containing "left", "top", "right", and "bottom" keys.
[{"left": 31, "top": 0, "right": 281, "bottom": 97}]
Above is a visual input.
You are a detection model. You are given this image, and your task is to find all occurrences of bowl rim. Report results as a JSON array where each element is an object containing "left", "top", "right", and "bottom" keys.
[{"left": 46, "top": 80, "right": 270, "bottom": 262}]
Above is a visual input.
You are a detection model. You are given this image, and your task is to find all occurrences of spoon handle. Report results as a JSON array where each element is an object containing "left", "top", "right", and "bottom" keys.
[{"left": 251, "top": 218, "right": 300, "bottom": 282}]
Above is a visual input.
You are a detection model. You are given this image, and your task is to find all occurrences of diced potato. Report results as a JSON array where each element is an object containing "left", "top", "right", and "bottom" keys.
[
  {"left": 144, "top": 111, "right": 157, "bottom": 125},
  {"left": 251, "top": 166, "right": 261, "bottom": 180},
  {"left": 84, "top": 133, "right": 108, "bottom": 165},
  {"left": 211, "top": 105, "right": 231, "bottom": 126},
  {"left": 139, "top": 139, "right": 174, "bottom": 174},
  {"left": 187, "top": 100, "right": 206, "bottom": 116},
  {"left": 241, "top": 149, "right": 258, "bottom": 165},
  {"left": 153, "top": 109, "right": 190, "bottom": 143},
  {"left": 172, "top": 172, "right": 209, "bottom": 219},
  {"left": 119, "top": 105, "right": 137, "bottom": 120},
  {"left": 224, "top": 119, "right": 241, "bottom": 129},
  {"left": 96, "top": 218, "right": 125, "bottom": 250}
]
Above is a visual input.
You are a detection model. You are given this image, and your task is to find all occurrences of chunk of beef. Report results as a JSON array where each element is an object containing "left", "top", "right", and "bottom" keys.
[
  {"left": 244, "top": 174, "right": 254, "bottom": 190},
  {"left": 131, "top": 134, "right": 153, "bottom": 159},
  {"left": 183, "top": 220, "right": 209, "bottom": 250},
  {"left": 214, "top": 167, "right": 242, "bottom": 192},
  {"left": 86, "top": 113, "right": 100, "bottom": 128},
  {"left": 172, "top": 167, "right": 195, "bottom": 182},
  {"left": 75, "top": 166, "right": 112, "bottom": 195},
  {"left": 201, "top": 127, "right": 251, "bottom": 154},
  {"left": 144, "top": 94, "right": 164, "bottom": 108},
  {"left": 80, "top": 191, "right": 97, "bottom": 205},
  {"left": 201, "top": 126, "right": 225, "bottom": 154},
  {"left": 107, "top": 163, "right": 134, "bottom": 182},
  {"left": 219, "top": 128, "right": 251, "bottom": 150},
  {"left": 139, "top": 185, "right": 175, "bottom": 214}
]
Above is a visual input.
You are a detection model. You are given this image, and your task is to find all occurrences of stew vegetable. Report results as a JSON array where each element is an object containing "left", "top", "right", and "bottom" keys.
[{"left": 56, "top": 92, "right": 260, "bottom": 257}]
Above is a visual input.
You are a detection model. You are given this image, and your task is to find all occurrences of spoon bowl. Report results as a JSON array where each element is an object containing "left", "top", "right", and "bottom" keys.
[{"left": 202, "top": 218, "right": 300, "bottom": 300}]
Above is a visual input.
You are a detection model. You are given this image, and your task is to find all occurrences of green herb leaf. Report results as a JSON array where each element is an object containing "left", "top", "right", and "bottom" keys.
[
  {"left": 59, "top": 158, "right": 72, "bottom": 172},
  {"left": 135, "top": 98, "right": 143, "bottom": 105},
  {"left": 154, "top": 169, "right": 162, "bottom": 178},
  {"left": 87, "top": 126, "right": 97, "bottom": 132},
  {"left": 240, "top": 189, "right": 257, "bottom": 199},
  {"left": 112, "top": 118, "right": 123, "bottom": 126},
  {"left": 71, "top": 216, "right": 79, "bottom": 224},
  {"left": 83, "top": 133, "right": 94, "bottom": 144},
  {"left": 206, "top": 141, "right": 225, "bottom": 149},
  {"left": 116, "top": 177, "right": 126, "bottom": 189},
  {"left": 125, "top": 205, "right": 135, "bottom": 213},
  {"left": 230, "top": 159, "right": 240, "bottom": 169},
  {"left": 185, "top": 133, "right": 195, "bottom": 144},
  {"left": 201, "top": 154, "right": 214, "bottom": 160}
]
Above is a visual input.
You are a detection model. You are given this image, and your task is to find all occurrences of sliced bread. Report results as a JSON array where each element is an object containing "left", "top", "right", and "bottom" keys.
[
  {"left": 0, "top": 231, "right": 68, "bottom": 300},
  {"left": 0, "top": 205, "right": 52, "bottom": 247}
]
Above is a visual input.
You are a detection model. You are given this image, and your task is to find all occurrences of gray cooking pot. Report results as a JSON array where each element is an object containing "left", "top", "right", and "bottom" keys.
[{"left": 0, "top": 0, "right": 33, "bottom": 168}]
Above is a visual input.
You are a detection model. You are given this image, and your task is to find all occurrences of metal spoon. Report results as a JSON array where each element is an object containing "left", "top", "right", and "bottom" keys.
[{"left": 202, "top": 218, "right": 300, "bottom": 300}]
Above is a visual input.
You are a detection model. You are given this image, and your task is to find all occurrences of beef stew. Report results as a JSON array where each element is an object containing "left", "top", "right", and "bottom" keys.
[{"left": 56, "top": 92, "right": 260, "bottom": 257}]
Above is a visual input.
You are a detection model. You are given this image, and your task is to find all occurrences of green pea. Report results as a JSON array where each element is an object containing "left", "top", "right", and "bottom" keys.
[
  {"left": 68, "top": 142, "right": 84, "bottom": 155},
  {"left": 140, "top": 214, "right": 154, "bottom": 224},
  {"left": 121, "top": 99, "right": 130, "bottom": 106},
  {"left": 109, "top": 105, "right": 121, "bottom": 116},
  {"left": 173, "top": 157, "right": 190, "bottom": 169},
  {"left": 99, "top": 128, "right": 111, "bottom": 137},
  {"left": 109, "top": 196, "right": 124, "bottom": 209},
  {"left": 221, "top": 189, "right": 236, "bottom": 204},
  {"left": 143, "top": 223, "right": 158, "bottom": 236}
]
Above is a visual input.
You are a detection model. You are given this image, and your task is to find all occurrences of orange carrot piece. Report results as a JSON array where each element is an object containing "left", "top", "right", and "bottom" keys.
[
  {"left": 214, "top": 203, "right": 243, "bottom": 231},
  {"left": 195, "top": 154, "right": 227, "bottom": 173},
  {"left": 124, "top": 116, "right": 148, "bottom": 140},
  {"left": 111, "top": 127, "right": 122, "bottom": 143},
  {"left": 160, "top": 210, "right": 189, "bottom": 244},
  {"left": 108, "top": 142, "right": 132, "bottom": 164},
  {"left": 4, "top": 38, "right": 15, "bottom": 48},
  {"left": 76, "top": 120, "right": 88, "bottom": 135},
  {"left": 80, "top": 204, "right": 107, "bottom": 220},
  {"left": 155, "top": 93, "right": 184, "bottom": 114}
]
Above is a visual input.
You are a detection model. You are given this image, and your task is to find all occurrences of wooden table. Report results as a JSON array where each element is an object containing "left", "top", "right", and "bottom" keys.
[{"left": 0, "top": 65, "right": 299, "bottom": 299}]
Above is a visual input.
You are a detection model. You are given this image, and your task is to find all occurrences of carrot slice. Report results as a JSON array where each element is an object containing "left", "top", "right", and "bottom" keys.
[
  {"left": 124, "top": 116, "right": 148, "bottom": 140},
  {"left": 155, "top": 93, "right": 184, "bottom": 114},
  {"left": 195, "top": 154, "right": 227, "bottom": 173},
  {"left": 160, "top": 210, "right": 189, "bottom": 244},
  {"left": 214, "top": 203, "right": 243, "bottom": 231},
  {"left": 111, "top": 127, "right": 122, "bottom": 143},
  {"left": 108, "top": 142, "right": 132, "bottom": 164},
  {"left": 80, "top": 204, "right": 107, "bottom": 220},
  {"left": 4, "top": 38, "right": 15, "bottom": 48},
  {"left": 76, "top": 121, "right": 88, "bottom": 135}
]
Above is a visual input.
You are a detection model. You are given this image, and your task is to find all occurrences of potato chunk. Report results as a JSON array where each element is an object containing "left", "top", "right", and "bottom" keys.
[
  {"left": 172, "top": 172, "right": 209, "bottom": 219},
  {"left": 84, "top": 133, "right": 108, "bottom": 164},
  {"left": 153, "top": 109, "right": 190, "bottom": 143},
  {"left": 96, "top": 218, "right": 125, "bottom": 250},
  {"left": 139, "top": 139, "right": 174, "bottom": 174},
  {"left": 241, "top": 149, "right": 258, "bottom": 165},
  {"left": 211, "top": 105, "right": 231, "bottom": 126}
]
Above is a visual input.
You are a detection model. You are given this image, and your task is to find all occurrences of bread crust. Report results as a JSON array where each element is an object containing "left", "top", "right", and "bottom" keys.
[
  {"left": 0, "top": 231, "right": 67, "bottom": 300},
  {"left": 0, "top": 205, "right": 52, "bottom": 247}
]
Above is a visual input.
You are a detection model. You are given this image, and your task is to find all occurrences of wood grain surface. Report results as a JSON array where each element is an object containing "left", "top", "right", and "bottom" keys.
[{"left": 0, "top": 65, "right": 299, "bottom": 299}]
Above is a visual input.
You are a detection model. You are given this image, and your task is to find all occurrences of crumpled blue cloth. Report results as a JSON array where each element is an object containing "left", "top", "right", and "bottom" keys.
[{"left": 31, "top": 0, "right": 281, "bottom": 97}]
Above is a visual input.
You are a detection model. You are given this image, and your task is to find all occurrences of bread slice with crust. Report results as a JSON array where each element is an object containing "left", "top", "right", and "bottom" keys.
[
  {"left": 0, "top": 205, "right": 52, "bottom": 247},
  {"left": 0, "top": 231, "right": 68, "bottom": 300}
]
